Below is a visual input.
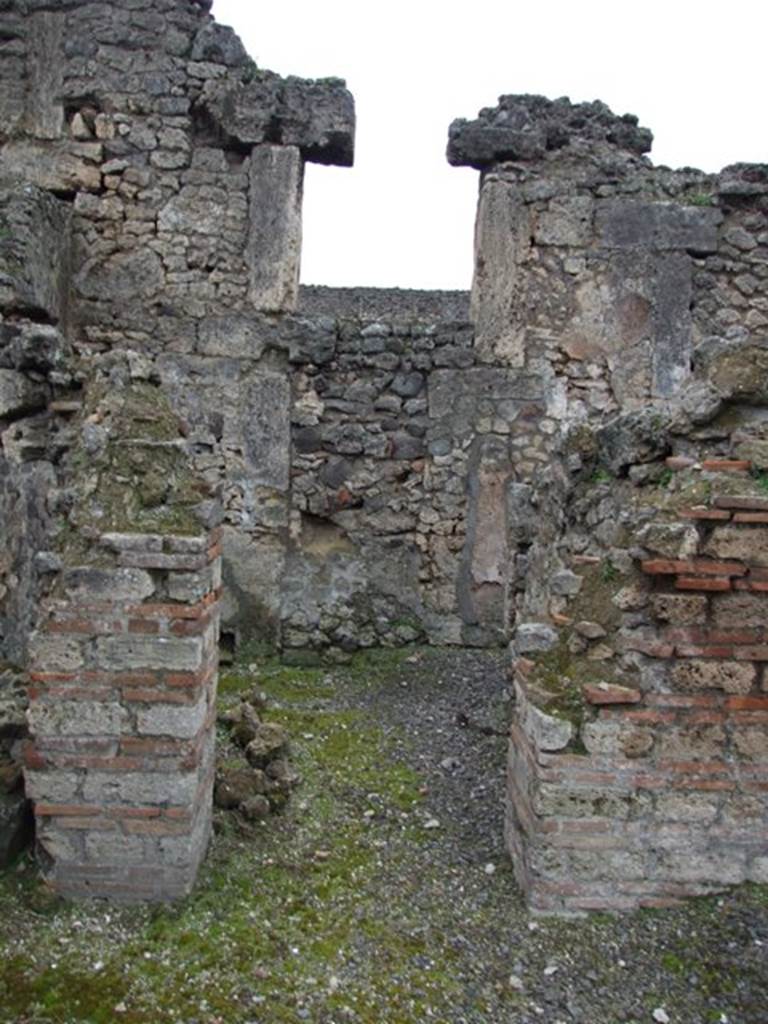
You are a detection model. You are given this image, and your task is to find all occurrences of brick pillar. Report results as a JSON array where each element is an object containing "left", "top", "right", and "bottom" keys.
[
  {"left": 506, "top": 478, "right": 768, "bottom": 914},
  {"left": 24, "top": 529, "right": 221, "bottom": 901}
]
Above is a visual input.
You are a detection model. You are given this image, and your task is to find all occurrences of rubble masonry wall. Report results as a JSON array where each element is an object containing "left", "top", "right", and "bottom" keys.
[{"left": 0, "top": 6, "right": 766, "bottom": 908}]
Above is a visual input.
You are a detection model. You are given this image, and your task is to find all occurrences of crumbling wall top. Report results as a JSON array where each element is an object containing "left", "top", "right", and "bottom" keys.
[
  {"left": 447, "top": 94, "right": 653, "bottom": 170},
  {"left": 199, "top": 74, "right": 355, "bottom": 167},
  {"left": 0, "top": 0, "right": 354, "bottom": 169}
]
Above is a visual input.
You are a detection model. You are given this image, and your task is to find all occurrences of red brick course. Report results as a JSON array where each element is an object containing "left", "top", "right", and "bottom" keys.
[{"left": 642, "top": 558, "right": 747, "bottom": 576}]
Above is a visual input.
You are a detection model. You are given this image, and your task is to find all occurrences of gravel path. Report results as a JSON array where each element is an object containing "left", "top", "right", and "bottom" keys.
[{"left": 298, "top": 647, "right": 768, "bottom": 1024}]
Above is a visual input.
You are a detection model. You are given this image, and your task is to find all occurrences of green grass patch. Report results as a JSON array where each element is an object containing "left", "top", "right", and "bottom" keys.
[{"left": 0, "top": 658, "right": 442, "bottom": 1023}]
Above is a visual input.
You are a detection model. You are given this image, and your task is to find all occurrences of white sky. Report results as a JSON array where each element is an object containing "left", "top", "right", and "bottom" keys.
[{"left": 212, "top": 0, "right": 767, "bottom": 291}]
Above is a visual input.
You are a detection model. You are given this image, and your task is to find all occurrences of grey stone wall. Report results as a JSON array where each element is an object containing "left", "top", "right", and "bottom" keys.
[
  {"left": 298, "top": 286, "right": 471, "bottom": 322},
  {"left": 2, "top": 9, "right": 767, "bottom": 666},
  {"left": 0, "top": 184, "right": 74, "bottom": 666},
  {"left": 104, "top": 307, "right": 528, "bottom": 651}
]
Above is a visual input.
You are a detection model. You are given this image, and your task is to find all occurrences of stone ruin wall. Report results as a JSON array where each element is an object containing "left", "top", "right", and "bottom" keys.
[
  {"left": 0, "top": 0, "right": 358, "bottom": 900},
  {"left": 447, "top": 98, "right": 768, "bottom": 911},
  {"left": 0, "top": 0, "right": 766, "bottom": 908},
  {"left": 0, "top": 0, "right": 531, "bottom": 659}
]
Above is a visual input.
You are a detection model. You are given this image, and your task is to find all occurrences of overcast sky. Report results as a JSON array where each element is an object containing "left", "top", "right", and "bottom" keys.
[{"left": 212, "top": 0, "right": 767, "bottom": 291}]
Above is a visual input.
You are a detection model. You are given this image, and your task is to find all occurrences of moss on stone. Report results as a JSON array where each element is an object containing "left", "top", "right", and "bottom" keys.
[
  {"left": 566, "top": 562, "right": 627, "bottom": 633},
  {"left": 653, "top": 468, "right": 765, "bottom": 515},
  {"left": 526, "top": 637, "right": 619, "bottom": 737},
  {"left": 564, "top": 423, "right": 599, "bottom": 460},
  {"left": 60, "top": 381, "right": 207, "bottom": 562},
  {"left": 526, "top": 659, "right": 586, "bottom": 731}
]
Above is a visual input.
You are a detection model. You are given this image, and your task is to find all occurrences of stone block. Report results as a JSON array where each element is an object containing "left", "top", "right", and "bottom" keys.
[
  {"left": 613, "top": 584, "right": 649, "bottom": 611},
  {"left": 567, "top": 848, "right": 648, "bottom": 884},
  {"left": 429, "top": 368, "right": 543, "bottom": 420},
  {"left": 720, "top": 794, "right": 766, "bottom": 826},
  {"left": 694, "top": 337, "right": 768, "bottom": 405},
  {"left": 712, "top": 592, "right": 767, "bottom": 628},
  {"left": 24, "top": 770, "right": 80, "bottom": 804},
  {"left": 84, "top": 832, "right": 147, "bottom": 864},
  {"left": 0, "top": 184, "right": 71, "bottom": 320},
  {"left": 0, "top": 140, "right": 101, "bottom": 195},
  {"left": 670, "top": 659, "right": 755, "bottom": 695},
  {"left": 0, "top": 24, "right": 25, "bottom": 143},
  {"left": 135, "top": 695, "right": 208, "bottom": 740},
  {"left": 27, "top": 699, "right": 128, "bottom": 738},
  {"left": 0, "top": 370, "right": 48, "bottom": 419},
  {"left": 62, "top": 567, "right": 156, "bottom": 603},
  {"left": 514, "top": 681, "right": 573, "bottom": 752},
  {"left": 220, "top": 528, "right": 284, "bottom": 641},
  {"left": 582, "top": 719, "right": 654, "bottom": 758},
  {"left": 247, "top": 145, "right": 303, "bottom": 312},
  {"left": 190, "top": 22, "right": 248, "bottom": 66},
  {"left": 167, "top": 565, "right": 216, "bottom": 603},
  {"left": 0, "top": 320, "right": 68, "bottom": 377},
  {"left": 650, "top": 594, "right": 708, "bottom": 625},
  {"left": 36, "top": 825, "right": 80, "bottom": 864},
  {"left": 595, "top": 200, "right": 722, "bottom": 253},
  {"left": 157, "top": 187, "right": 228, "bottom": 237},
  {"left": 158, "top": 811, "right": 210, "bottom": 867},
  {"left": 731, "top": 727, "right": 768, "bottom": 762},
  {"left": 100, "top": 533, "right": 163, "bottom": 554},
  {"left": 657, "top": 725, "right": 726, "bottom": 761},
  {"left": 24, "top": 8, "right": 65, "bottom": 139},
  {"left": 165, "top": 535, "right": 211, "bottom": 555},
  {"left": 228, "top": 371, "right": 291, "bottom": 489},
  {"left": 654, "top": 792, "right": 720, "bottom": 824},
  {"left": 513, "top": 623, "right": 558, "bottom": 654},
  {"left": 535, "top": 196, "right": 593, "bottom": 247},
  {"left": 458, "top": 441, "right": 511, "bottom": 633},
  {"left": 197, "top": 315, "right": 268, "bottom": 360},
  {"left": 550, "top": 570, "right": 583, "bottom": 597},
  {"left": 28, "top": 633, "right": 85, "bottom": 672},
  {"left": 652, "top": 252, "right": 693, "bottom": 397},
  {"left": 200, "top": 75, "right": 355, "bottom": 166},
  {"left": 659, "top": 850, "right": 746, "bottom": 886},
  {"left": 82, "top": 769, "right": 199, "bottom": 807},
  {"left": 448, "top": 124, "right": 545, "bottom": 169},
  {"left": 596, "top": 406, "right": 671, "bottom": 475},
  {"left": 734, "top": 438, "right": 768, "bottom": 471},
  {"left": 703, "top": 526, "right": 768, "bottom": 567},
  {"left": 94, "top": 635, "right": 203, "bottom": 673},
  {"left": 447, "top": 95, "right": 652, "bottom": 169},
  {"left": 532, "top": 783, "right": 638, "bottom": 820},
  {"left": 468, "top": 180, "right": 532, "bottom": 366},
  {"left": 76, "top": 249, "right": 164, "bottom": 304}
]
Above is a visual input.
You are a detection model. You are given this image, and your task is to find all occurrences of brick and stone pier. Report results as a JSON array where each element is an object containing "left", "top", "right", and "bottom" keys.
[
  {"left": 507, "top": 472, "right": 768, "bottom": 914},
  {"left": 24, "top": 531, "right": 221, "bottom": 901}
]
